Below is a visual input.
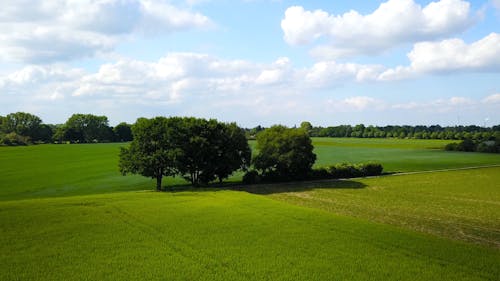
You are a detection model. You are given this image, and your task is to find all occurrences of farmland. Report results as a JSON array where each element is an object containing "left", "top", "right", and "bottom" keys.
[
  {"left": 1, "top": 138, "right": 499, "bottom": 280},
  {"left": 1, "top": 138, "right": 499, "bottom": 201}
]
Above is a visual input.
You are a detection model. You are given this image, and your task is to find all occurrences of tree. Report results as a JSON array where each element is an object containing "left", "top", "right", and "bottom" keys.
[
  {"left": 113, "top": 122, "right": 133, "bottom": 142},
  {"left": 175, "top": 118, "right": 251, "bottom": 185},
  {"left": 253, "top": 125, "right": 316, "bottom": 180},
  {"left": 119, "top": 117, "right": 180, "bottom": 191},
  {"left": 65, "top": 114, "right": 112, "bottom": 142},
  {"left": 2, "top": 112, "right": 42, "bottom": 140},
  {"left": 213, "top": 122, "right": 251, "bottom": 183},
  {"left": 300, "top": 121, "right": 313, "bottom": 135},
  {"left": 119, "top": 117, "right": 251, "bottom": 189}
]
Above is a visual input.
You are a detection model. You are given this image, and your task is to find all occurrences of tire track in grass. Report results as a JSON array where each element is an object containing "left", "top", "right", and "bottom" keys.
[{"left": 107, "top": 204, "right": 252, "bottom": 280}]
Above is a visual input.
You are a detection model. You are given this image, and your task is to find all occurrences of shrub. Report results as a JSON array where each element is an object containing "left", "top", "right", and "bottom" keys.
[
  {"left": 0, "top": 132, "right": 30, "bottom": 146},
  {"left": 444, "top": 142, "right": 458, "bottom": 151},
  {"left": 311, "top": 162, "right": 384, "bottom": 180},
  {"left": 359, "top": 163, "right": 383, "bottom": 176},
  {"left": 242, "top": 170, "right": 261, "bottom": 184}
]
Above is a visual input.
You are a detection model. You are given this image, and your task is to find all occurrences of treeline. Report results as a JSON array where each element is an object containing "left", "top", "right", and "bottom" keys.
[
  {"left": 247, "top": 122, "right": 500, "bottom": 141},
  {"left": 445, "top": 139, "right": 499, "bottom": 153},
  {"left": 0, "top": 112, "right": 133, "bottom": 145},
  {"left": 119, "top": 121, "right": 384, "bottom": 190}
]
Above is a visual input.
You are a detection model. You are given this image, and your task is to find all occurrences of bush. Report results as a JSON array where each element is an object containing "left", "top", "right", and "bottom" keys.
[
  {"left": 359, "top": 163, "right": 383, "bottom": 176},
  {"left": 0, "top": 132, "right": 30, "bottom": 146},
  {"left": 242, "top": 170, "right": 261, "bottom": 184},
  {"left": 444, "top": 142, "right": 458, "bottom": 151},
  {"left": 311, "top": 162, "right": 384, "bottom": 180},
  {"left": 476, "top": 141, "right": 498, "bottom": 153}
]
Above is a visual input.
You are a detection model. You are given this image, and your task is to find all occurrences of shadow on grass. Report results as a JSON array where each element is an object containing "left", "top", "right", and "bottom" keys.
[{"left": 163, "top": 178, "right": 367, "bottom": 195}]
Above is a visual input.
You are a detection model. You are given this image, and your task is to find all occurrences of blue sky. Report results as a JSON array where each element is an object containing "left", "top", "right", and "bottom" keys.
[{"left": 0, "top": 0, "right": 499, "bottom": 127}]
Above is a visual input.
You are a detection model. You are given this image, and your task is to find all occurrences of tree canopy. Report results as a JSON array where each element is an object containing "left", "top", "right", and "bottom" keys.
[
  {"left": 253, "top": 125, "right": 316, "bottom": 180},
  {"left": 119, "top": 117, "right": 251, "bottom": 190}
]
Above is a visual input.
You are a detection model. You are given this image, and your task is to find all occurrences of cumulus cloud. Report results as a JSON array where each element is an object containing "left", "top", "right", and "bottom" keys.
[
  {"left": 281, "top": 0, "right": 474, "bottom": 59},
  {"left": 0, "top": 0, "right": 212, "bottom": 63},
  {"left": 380, "top": 33, "right": 500, "bottom": 80},
  {"left": 482, "top": 93, "right": 500, "bottom": 103},
  {"left": 341, "top": 96, "right": 385, "bottom": 111}
]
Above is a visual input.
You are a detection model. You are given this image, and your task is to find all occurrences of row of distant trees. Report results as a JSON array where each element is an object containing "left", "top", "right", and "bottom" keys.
[
  {"left": 245, "top": 122, "right": 500, "bottom": 141},
  {"left": 2, "top": 112, "right": 499, "bottom": 146},
  {"left": 0, "top": 112, "right": 133, "bottom": 145}
]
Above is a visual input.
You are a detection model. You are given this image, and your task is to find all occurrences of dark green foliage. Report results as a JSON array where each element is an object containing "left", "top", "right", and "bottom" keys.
[
  {"left": 113, "top": 122, "right": 133, "bottom": 142},
  {"left": 476, "top": 140, "right": 499, "bottom": 153},
  {"left": 360, "top": 163, "right": 384, "bottom": 176},
  {"left": 242, "top": 170, "right": 261, "bottom": 184},
  {"left": 0, "top": 112, "right": 55, "bottom": 144},
  {"left": 444, "top": 142, "right": 458, "bottom": 151},
  {"left": 309, "top": 162, "right": 384, "bottom": 180},
  {"left": 445, "top": 139, "right": 499, "bottom": 153},
  {"left": 281, "top": 123, "right": 500, "bottom": 140},
  {"left": 119, "top": 117, "right": 180, "bottom": 191},
  {"left": 119, "top": 117, "right": 251, "bottom": 189},
  {"left": 62, "top": 114, "right": 113, "bottom": 143},
  {"left": 253, "top": 125, "right": 316, "bottom": 181},
  {"left": 0, "top": 132, "right": 30, "bottom": 146},
  {"left": 171, "top": 118, "right": 251, "bottom": 186}
]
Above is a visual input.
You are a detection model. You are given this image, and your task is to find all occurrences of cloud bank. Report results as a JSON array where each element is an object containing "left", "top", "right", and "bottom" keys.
[
  {"left": 0, "top": 0, "right": 212, "bottom": 63},
  {"left": 281, "top": 0, "right": 474, "bottom": 59}
]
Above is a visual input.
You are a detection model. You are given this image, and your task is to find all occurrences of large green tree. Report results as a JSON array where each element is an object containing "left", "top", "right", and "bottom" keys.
[
  {"left": 113, "top": 122, "right": 133, "bottom": 142},
  {"left": 253, "top": 125, "right": 316, "bottom": 180},
  {"left": 119, "top": 117, "right": 181, "bottom": 191},
  {"left": 119, "top": 117, "right": 251, "bottom": 189},
  {"left": 175, "top": 118, "right": 250, "bottom": 185},
  {"left": 64, "top": 114, "right": 112, "bottom": 142},
  {"left": 2, "top": 112, "right": 42, "bottom": 140}
]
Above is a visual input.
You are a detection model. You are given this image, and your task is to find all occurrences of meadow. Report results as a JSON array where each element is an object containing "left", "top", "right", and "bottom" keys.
[
  {"left": 1, "top": 138, "right": 499, "bottom": 200},
  {"left": 1, "top": 138, "right": 499, "bottom": 280}
]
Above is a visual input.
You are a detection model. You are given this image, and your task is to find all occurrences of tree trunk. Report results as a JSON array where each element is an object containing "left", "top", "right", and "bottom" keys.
[{"left": 156, "top": 175, "right": 162, "bottom": 191}]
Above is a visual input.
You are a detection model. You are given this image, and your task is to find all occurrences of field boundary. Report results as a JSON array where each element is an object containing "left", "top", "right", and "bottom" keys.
[
  {"left": 387, "top": 164, "right": 500, "bottom": 177},
  {"left": 235, "top": 164, "right": 500, "bottom": 191}
]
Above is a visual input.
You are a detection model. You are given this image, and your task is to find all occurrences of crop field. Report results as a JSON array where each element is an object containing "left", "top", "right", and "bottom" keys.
[
  {"left": 1, "top": 138, "right": 499, "bottom": 280},
  {"left": 258, "top": 167, "right": 500, "bottom": 248},
  {"left": 311, "top": 138, "right": 500, "bottom": 172}
]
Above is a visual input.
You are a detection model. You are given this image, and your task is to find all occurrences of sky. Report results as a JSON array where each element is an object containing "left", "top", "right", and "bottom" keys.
[{"left": 0, "top": 0, "right": 499, "bottom": 127}]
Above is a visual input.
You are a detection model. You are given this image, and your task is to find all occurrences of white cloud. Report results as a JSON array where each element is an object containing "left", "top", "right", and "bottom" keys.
[
  {"left": 380, "top": 33, "right": 500, "bottom": 80},
  {"left": 482, "top": 93, "right": 500, "bottom": 103},
  {"left": 341, "top": 96, "right": 385, "bottom": 111},
  {"left": 281, "top": 0, "right": 474, "bottom": 59},
  {"left": 492, "top": 0, "right": 500, "bottom": 10},
  {"left": 0, "top": 0, "right": 212, "bottom": 63}
]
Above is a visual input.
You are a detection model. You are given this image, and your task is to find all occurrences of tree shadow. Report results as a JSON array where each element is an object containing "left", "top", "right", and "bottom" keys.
[
  {"left": 163, "top": 178, "right": 366, "bottom": 195},
  {"left": 238, "top": 179, "right": 367, "bottom": 195}
]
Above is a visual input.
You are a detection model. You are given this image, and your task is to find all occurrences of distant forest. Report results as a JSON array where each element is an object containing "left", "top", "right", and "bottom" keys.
[
  {"left": 248, "top": 122, "right": 500, "bottom": 141},
  {"left": 1, "top": 112, "right": 499, "bottom": 146}
]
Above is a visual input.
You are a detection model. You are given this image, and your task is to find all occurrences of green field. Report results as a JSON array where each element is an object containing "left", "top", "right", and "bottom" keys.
[
  {"left": 312, "top": 138, "right": 500, "bottom": 172},
  {"left": 1, "top": 139, "right": 499, "bottom": 280},
  {"left": 1, "top": 138, "right": 499, "bottom": 200},
  {"left": 259, "top": 167, "right": 500, "bottom": 248}
]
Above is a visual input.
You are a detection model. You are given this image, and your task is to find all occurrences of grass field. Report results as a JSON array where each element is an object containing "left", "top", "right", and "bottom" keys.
[
  {"left": 312, "top": 138, "right": 500, "bottom": 172},
  {"left": 1, "top": 138, "right": 499, "bottom": 200},
  {"left": 1, "top": 139, "right": 499, "bottom": 280},
  {"left": 258, "top": 167, "right": 500, "bottom": 248},
  {"left": 2, "top": 189, "right": 499, "bottom": 280}
]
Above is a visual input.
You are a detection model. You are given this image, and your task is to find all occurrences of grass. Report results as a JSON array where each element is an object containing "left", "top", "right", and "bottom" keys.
[
  {"left": 1, "top": 139, "right": 499, "bottom": 280},
  {"left": 1, "top": 190, "right": 499, "bottom": 281},
  {"left": 263, "top": 167, "right": 500, "bottom": 248},
  {"left": 1, "top": 139, "right": 498, "bottom": 201},
  {"left": 311, "top": 138, "right": 500, "bottom": 172}
]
